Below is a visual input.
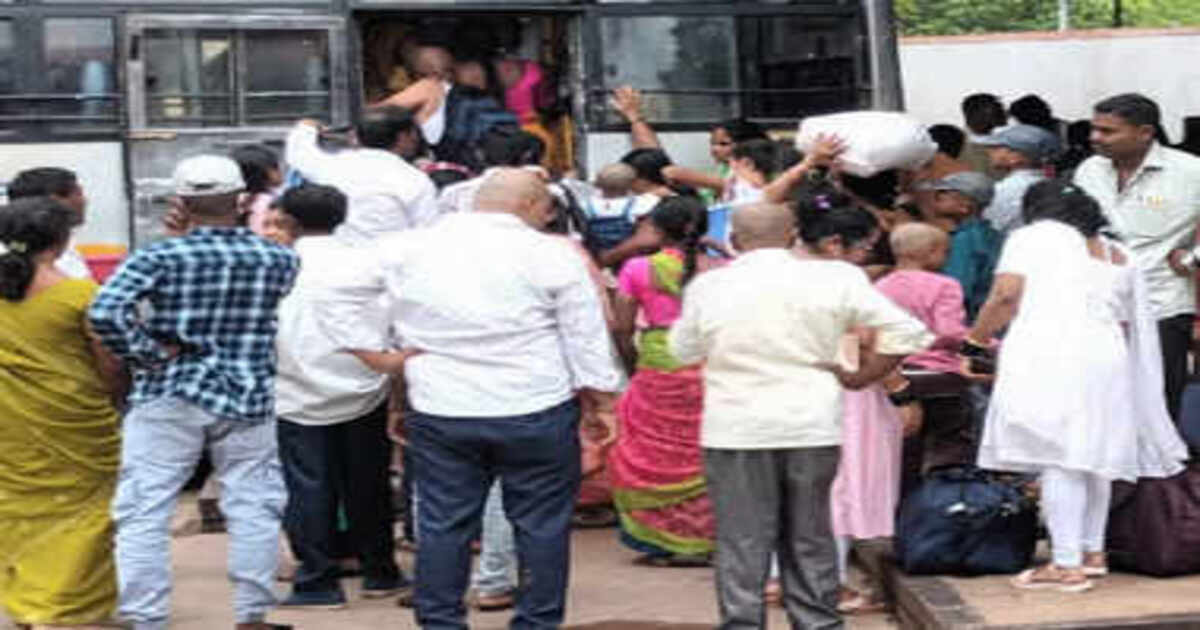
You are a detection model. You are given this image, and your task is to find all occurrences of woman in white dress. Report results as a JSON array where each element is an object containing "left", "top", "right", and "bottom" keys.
[{"left": 962, "top": 179, "right": 1187, "bottom": 592}]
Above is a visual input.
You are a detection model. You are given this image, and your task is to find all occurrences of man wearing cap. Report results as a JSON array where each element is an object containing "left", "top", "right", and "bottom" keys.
[
  {"left": 89, "top": 155, "right": 300, "bottom": 630},
  {"left": 920, "top": 171, "right": 1001, "bottom": 319},
  {"left": 975, "top": 124, "right": 1060, "bottom": 236},
  {"left": 1074, "top": 93, "right": 1200, "bottom": 422}
]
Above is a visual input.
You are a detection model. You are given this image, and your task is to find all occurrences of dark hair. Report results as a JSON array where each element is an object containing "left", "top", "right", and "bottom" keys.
[
  {"left": 481, "top": 129, "right": 545, "bottom": 167},
  {"left": 8, "top": 167, "right": 79, "bottom": 200},
  {"left": 961, "top": 93, "right": 1002, "bottom": 116},
  {"left": 732, "top": 139, "right": 779, "bottom": 177},
  {"left": 429, "top": 169, "right": 471, "bottom": 190},
  {"left": 0, "top": 197, "right": 75, "bottom": 301},
  {"left": 928, "top": 124, "right": 966, "bottom": 158},
  {"left": 775, "top": 141, "right": 804, "bottom": 171},
  {"left": 794, "top": 182, "right": 879, "bottom": 247},
  {"left": 231, "top": 144, "right": 279, "bottom": 195},
  {"left": 840, "top": 169, "right": 899, "bottom": 211},
  {"left": 620, "top": 148, "right": 672, "bottom": 186},
  {"left": 1009, "top": 94, "right": 1056, "bottom": 132},
  {"left": 714, "top": 118, "right": 768, "bottom": 143},
  {"left": 1094, "top": 93, "right": 1161, "bottom": 129},
  {"left": 1022, "top": 179, "right": 1108, "bottom": 237},
  {"left": 357, "top": 106, "right": 418, "bottom": 150},
  {"left": 1067, "top": 119, "right": 1092, "bottom": 146},
  {"left": 279, "top": 184, "right": 347, "bottom": 233},
  {"left": 649, "top": 196, "right": 708, "bottom": 286}
]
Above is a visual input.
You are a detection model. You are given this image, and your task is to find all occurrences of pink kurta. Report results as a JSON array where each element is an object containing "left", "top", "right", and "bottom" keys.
[{"left": 831, "top": 386, "right": 903, "bottom": 539}]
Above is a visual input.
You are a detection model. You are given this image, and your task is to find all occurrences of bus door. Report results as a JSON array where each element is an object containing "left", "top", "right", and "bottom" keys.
[{"left": 122, "top": 14, "right": 350, "bottom": 246}]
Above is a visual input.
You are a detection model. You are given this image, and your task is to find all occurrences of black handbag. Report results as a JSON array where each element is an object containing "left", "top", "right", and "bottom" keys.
[{"left": 895, "top": 466, "right": 1038, "bottom": 576}]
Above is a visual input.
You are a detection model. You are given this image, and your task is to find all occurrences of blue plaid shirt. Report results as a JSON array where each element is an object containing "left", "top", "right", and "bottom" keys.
[{"left": 89, "top": 227, "right": 300, "bottom": 423}]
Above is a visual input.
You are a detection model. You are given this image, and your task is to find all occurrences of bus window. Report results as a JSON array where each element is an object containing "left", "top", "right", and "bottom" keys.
[
  {"left": 144, "top": 29, "right": 236, "bottom": 127},
  {"left": 244, "top": 30, "right": 331, "bottom": 125},
  {"left": 591, "top": 10, "right": 867, "bottom": 129},
  {"left": 42, "top": 18, "right": 118, "bottom": 130},
  {"left": 0, "top": 20, "right": 13, "bottom": 119},
  {"left": 598, "top": 15, "right": 738, "bottom": 125}
]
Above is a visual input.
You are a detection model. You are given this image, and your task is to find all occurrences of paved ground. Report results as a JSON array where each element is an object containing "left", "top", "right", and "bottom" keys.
[{"left": 167, "top": 529, "right": 899, "bottom": 629}]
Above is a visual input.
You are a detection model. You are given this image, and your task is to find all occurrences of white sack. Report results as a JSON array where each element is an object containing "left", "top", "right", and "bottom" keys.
[{"left": 795, "top": 111, "right": 938, "bottom": 177}]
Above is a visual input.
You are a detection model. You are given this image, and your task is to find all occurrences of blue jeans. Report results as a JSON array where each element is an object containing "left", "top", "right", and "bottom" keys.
[
  {"left": 408, "top": 399, "right": 581, "bottom": 630},
  {"left": 471, "top": 481, "right": 517, "bottom": 596},
  {"left": 277, "top": 402, "right": 401, "bottom": 593},
  {"left": 113, "top": 397, "right": 286, "bottom": 629}
]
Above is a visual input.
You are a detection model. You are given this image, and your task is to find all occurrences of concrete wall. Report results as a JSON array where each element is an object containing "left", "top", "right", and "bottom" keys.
[
  {"left": 899, "top": 28, "right": 1200, "bottom": 139},
  {"left": 0, "top": 142, "right": 129, "bottom": 248}
]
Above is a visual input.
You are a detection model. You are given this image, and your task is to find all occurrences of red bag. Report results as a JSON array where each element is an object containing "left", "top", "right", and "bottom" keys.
[{"left": 1106, "top": 463, "right": 1200, "bottom": 577}]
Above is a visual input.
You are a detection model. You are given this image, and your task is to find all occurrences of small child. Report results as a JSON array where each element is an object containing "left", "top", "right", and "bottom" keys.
[
  {"left": 583, "top": 163, "right": 638, "bottom": 252},
  {"left": 874, "top": 223, "right": 974, "bottom": 493}
]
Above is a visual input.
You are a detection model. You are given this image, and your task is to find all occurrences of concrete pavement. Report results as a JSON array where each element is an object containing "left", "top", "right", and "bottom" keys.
[{"left": 164, "top": 528, "right": 898, "bottom": 629}]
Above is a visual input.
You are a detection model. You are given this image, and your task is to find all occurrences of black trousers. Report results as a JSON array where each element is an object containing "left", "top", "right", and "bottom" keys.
[
  {"left": 1158, "top": 314, "right": 1194, "bottom": 423},
  {"left": 278, "top": 401, "right": 400, "bottom": 592}
]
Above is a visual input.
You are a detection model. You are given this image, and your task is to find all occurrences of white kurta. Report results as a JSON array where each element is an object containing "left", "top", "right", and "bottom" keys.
[{"left": 978, "top": 220, "right": 1187, "bottom": 481}]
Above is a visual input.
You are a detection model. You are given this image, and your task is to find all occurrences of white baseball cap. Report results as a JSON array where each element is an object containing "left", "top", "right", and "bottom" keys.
[{"left": 172, "top": 155, "right": 246, "bottom": 197}]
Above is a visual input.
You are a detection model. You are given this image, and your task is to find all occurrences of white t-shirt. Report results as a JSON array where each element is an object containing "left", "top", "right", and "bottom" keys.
[
  {"left": 275, "top": 236, "right": 390, "bottom": 425},
  {"left": 55, "top": 236, "right": 92, "bottom": 279}
]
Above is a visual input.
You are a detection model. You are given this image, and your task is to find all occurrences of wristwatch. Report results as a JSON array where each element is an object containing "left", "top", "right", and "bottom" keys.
[{"left": 1177, "top": 245, "right": 1200, "bottom": 268}]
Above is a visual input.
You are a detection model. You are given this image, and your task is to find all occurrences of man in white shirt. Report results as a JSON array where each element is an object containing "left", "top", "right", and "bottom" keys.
[
  {"left": 1074, "top": 93, "right": 1200, "bottom": 421},
  {"left": 7, "top": 167, "right": 93, "bottom": 278},
  {"left": 669, "top": 203, "right": 931, "bottom": 630},
  {"left": 316, "top": 169, "right": 621, "bottom": 628},
  {"left": 269, "top": 184, "right": 408, "bottom": 609},
  {"left": 284, "top": 109, "right": 439, "bottom": 246}
]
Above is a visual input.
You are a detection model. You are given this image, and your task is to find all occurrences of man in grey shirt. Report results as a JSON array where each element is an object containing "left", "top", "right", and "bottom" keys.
[{"left": 977, "top": 124, "right": 1061, "bottom": 235}]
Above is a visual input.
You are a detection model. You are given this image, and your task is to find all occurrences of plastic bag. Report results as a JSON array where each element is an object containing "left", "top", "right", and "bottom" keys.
[{"left": 795, "top": 111, "right": 938, "bottom": 177}]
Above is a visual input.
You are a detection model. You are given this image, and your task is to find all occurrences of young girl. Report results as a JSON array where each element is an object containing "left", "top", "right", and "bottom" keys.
[
  {"left": 792, "top": 182, "right": 919, "bottom": 613},
  {"left": 967, "top": 180, "right": 1186, "bottom": 592},
  {"left": 232, "top": 143, "right": 283, "bottom": 236},
  {"left": 0, "top": 197, "right": 124, "bottom": 629}
]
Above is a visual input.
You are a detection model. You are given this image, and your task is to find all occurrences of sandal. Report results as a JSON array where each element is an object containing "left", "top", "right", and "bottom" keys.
[
  {"left": 837, "top": 586, "right": 888, "bottom": 614},
  {"left": 1011, "top": 566, "right": 1093, "bottom": 593},
  {"left": 1082, "top": 552, "right": 1108, "bottom": 577}
]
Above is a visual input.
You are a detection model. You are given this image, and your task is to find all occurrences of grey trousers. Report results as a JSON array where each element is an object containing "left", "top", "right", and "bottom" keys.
[{"left": 704, "top": 447, "right": 843, "bottom": 630}]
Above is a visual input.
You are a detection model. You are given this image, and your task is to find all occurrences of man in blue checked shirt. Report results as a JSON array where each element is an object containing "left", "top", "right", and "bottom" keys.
[{"left": 89, "top": 155, "right": 299, "bottom": 630}]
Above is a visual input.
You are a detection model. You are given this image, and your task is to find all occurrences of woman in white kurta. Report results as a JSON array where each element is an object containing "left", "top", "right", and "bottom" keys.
[{"left": 965, "top": 180, "right": 1186, "bottom": 593}]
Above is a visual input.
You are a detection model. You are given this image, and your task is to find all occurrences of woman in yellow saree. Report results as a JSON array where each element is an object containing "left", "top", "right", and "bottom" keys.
[{"left": 0, "top": 197, "right": 123, "bottom": 628}]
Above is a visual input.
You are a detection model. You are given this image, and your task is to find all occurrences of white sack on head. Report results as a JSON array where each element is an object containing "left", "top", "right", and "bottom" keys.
[{"left": 795, "top": 111, "right": 938, "bottom": 177}]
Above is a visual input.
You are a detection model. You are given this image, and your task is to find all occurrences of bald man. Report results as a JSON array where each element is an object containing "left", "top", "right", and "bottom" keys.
[
  {"left": 669, "top": 203, "right": 931, "bottom": 630},
  {"left": 317, "top": 168, "right": 620, "bottom": 629}
]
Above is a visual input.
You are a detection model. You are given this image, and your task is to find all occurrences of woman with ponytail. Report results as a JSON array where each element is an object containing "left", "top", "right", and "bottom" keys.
[
  {"left": 0, "top": 197, "right": 124, "bottom": 627},
  {"left": 607, "top": 196, "right": 720, "bottom": 566}
]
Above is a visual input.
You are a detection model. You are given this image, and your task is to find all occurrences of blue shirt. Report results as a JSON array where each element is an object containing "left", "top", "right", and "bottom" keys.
[
  {"left": 942, "top": 216, "right": 1002, "bottom": 320},
  {"left": 89, "top": 227, "right": 300, "bottom": 423}
]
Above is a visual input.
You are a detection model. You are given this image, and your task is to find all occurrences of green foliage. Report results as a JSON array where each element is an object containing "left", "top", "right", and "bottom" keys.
[{"left": 895, "top": 0, "right": 1200, "bottom": 36}]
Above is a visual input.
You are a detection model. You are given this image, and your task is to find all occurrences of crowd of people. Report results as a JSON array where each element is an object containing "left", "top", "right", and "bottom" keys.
[{"left": 3, "top": 45, "right": 1200, "bottom": 630}]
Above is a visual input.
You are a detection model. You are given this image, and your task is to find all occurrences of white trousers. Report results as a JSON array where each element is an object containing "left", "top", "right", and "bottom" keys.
[{"left": 1040, "top": 467, "right": 1111, "bottom": 567}]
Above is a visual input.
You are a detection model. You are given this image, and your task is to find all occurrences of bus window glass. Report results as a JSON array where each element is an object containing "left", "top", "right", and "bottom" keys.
[
  {"left": 41, "top": 19, "right": 118, "bottom": 127},
  {"left": 741, "top": 15, "right": 861, "bottom": 119},
  {"left": 244, "top": 30, "right": 331, "bottom": 124},
  {"left": 598, "top": 16, "right": 737, "bottom": 124},
  {"left": 0, "top": 21, "right": 14, "bottom": 117},
  {"left": 144, "top": 29, "right": 235, "bottom": 127}
]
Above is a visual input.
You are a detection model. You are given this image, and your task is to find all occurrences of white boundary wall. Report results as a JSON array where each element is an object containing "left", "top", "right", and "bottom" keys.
[{"left": 899, "top": 28, "right": 1200, "bottom": 139}]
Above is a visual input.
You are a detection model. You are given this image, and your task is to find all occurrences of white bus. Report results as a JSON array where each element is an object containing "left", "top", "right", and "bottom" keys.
[{"left": 0, "top": 0, "right": 901, "bottom": 254}]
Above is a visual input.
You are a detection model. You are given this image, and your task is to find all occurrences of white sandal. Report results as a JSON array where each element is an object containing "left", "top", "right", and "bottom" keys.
[{"left": 1011, "top": 567, "right": 1094, "bottom": 593}]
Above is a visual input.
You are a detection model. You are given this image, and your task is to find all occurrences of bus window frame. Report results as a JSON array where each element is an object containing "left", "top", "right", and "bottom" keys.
[
  {"left": 125, "top": 13, "right": 351, "bottom": 132},
  {"left": 582, "top": 1, "right": 870, "bottom": 133},
  {"left": 0, "top": 10, "right": 121, "bottom": 143}
]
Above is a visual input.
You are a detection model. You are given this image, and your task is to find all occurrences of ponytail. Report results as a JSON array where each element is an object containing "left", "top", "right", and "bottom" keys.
[
  {"left": 0, "top": 197, "right": 74, "bottom": 302},
  {"left": 648, "top": 196, "right": 709, "bottom": 287},
  {"left": 0, "top": 247, "right": 34, "bottom": 302}
]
